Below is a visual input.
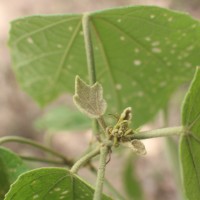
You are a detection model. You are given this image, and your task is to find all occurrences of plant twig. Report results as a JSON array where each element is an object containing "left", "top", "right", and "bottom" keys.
[
  {"left": 82, "top": 13, "right": 96, "bottom": 85},
  {"left": 93, "top": 145, "right": 109, "bottom": 200},
  {"left": 70, "top": 146, "right": 100, "bottom": 173},
  {"left": 0, "top": 136, "right": 73, "bottom": 166},
  {"left": 89, "top": 163, "right": 126, "bottom": 200},
  {"left": 82, "top": 13, "right": 102, "bottom": 139},
  {"left": 128, "top": 126, "right": 183, "bottom": 140}
]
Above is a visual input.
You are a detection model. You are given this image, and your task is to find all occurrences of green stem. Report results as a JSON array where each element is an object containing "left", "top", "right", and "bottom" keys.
[
  {"left": 0, "top": 136, "right": 73, "bottom": 166},
  {"left": 93, "top": 145, "right": 109, "bottom": 200},
  {"left": 82, "top": 13, "right": 96, "bottom": 85},
  {"left": 20, "top": 156, "right": 67, "bottom": 165},
  {"left": 97, "top": 116, "right": 107, "bottom": 133},
  {"left": 70, "top": 147, "right": 100, "bottom": 173},
  {"left": 129, "top": 126, "right": 183, "bottom": 140},
  {"left": 89, "top": 164, "right": 126, "bottom": 200},
  {"left": 82, "top": 13, "right": 101, "bottom": 139}
]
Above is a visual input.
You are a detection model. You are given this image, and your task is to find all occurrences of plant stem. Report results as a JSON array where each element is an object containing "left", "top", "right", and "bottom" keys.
[
  {"left": 82, "top": 13, "right": 96, "bottom": 85},
  {"left": 129, "top": 126, "right": 183, "bottom": 140},
  {"left": 82, "top": 13, "right": 102, "bottom": 139},
  {"left": 0, "top": 136, "right": 73, "bottom": 166},
  {"left": 89, "top": 164, "right": 126, "bottom": 200},
  {"left": 20, "top": 155, "right": 67, "bottom": 165},
  {"left": 93, "top": 145, "right": 109, "bottom": 200},
  {"left": 70, "top": 146, "right": 100, "bottom": 173},
  {"left": 97, "top": 116, "right": 107, "bottom": 133}
]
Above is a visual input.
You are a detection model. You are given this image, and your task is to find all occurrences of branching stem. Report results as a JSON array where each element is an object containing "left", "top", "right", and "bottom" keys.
[
  {"left": 93, "top": 145, "right": 110, "bottom": 200},
  {"left": 129, "top": 126, "right": 183, "bottom": 140},
  {"left": 0, "top": 136, "right": 73, "bottom": 166},
  {"left": 70, "top": 146, "right": 100, "bottom": 174}
]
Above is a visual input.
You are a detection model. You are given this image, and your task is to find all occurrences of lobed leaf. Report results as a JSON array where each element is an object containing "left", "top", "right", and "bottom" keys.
[
  {"left": 9, "top": 6, "right": 200, "bottom": 127},
  {"left": 73, "top": 76, "right": 107, "bottom": 118},
  {"left": 180, "top": 67, "right": 200, "bottom": 200},
  {"left": 4, "top": 167, "right": 112, "bottom": 200}
]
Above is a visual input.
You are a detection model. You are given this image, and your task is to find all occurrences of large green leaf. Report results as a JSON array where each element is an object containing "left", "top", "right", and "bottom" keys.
[
  {"left": 0, "top": 147, "right": 28, "bottom": 199},
  {"left": 5, "top": 167, "right": 112, "bottom": 200},
  {"left": 180, "top": 67, "right": 200, "bottom": 200},
  {"left": 9, "top": 6, "right": 200, "bottom": 127},
  {"left": 35, "top": 106, "right": 91, "bottom": 131}
]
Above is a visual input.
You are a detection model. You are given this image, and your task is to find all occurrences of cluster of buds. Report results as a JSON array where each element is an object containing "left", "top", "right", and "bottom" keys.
[{"left": 106, "top": 107, "right": 146, "bottom": 155}]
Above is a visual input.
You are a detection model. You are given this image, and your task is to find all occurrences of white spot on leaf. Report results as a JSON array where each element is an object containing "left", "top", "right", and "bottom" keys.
[
  {"left": 68, "top": 26, "right": 73, "bottom": 31},
  {"left": 27, "top": 37, "right": 33, "bottom": 44},
  {"left": 54, "top": 188, "right": 61, "bottom": 192},
  {"left": 133, "top": 60, "right": 142, "bottom": 66},
  {"left": 120, "top": 36, "right": 125, "bottom": 41},
  {"left": 134, "top": 48, "right": 140, "bottom": 53},
  {"left": 151, "top": 41, "right": 160, "bottom": 46},
  {"left": 57, "top": 44, "right": 62, "bottom": 48},
  {"left": 145, "top": 37, "right": 151, "bottom": 41},
  {"left": 115, "top": 84, "right": 122, "bottom": 90},
  {"left": 150, "top": 14, "right": 155, "bottom": 19},
  {"left": 137, "top": 91, "right": 144, "bottom": 97},
  {"left": 33, "top": 194, "right": 39, "bottom": 199},
  {"left": 117, "top": 19, "right": 122, "bottom": 23},
  {"left": 168, "top": 17, "right": 173, "bottom": 22},
  {"left": 152, "top": 47, "right": 161, "bottom": 53}
]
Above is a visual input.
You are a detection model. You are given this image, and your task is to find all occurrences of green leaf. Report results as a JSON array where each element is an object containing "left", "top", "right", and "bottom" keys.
[
  {"left": 123, "top": 156, "right": 144, "bottom": 200},
  {"left": 180, "top": 67, "right": 200, "bottom": 200},
  {"left": 9, "top": 6, "right": 200, "bottom": 127},
  {"left": 35, "top": 106, "right": 91, "bottom": 131},
  {"left": 0, "top": 147, "right": 28, "bottom": 199},
  {"left": 73, "top": 76, "right": 107, "bottom": 118},
  {"left": 5, "top": 167, "right": 112, "bottom": 200}
]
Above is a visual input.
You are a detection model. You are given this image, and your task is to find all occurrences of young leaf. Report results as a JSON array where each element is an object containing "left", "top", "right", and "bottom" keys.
[
  {"left": 35, "top": 106, "right": 91, "bottom": 131},
  {"left": 5, "top": 167, "right": 112, "bottom": 200},
  {"left": 180, "top": 67, "right": 200, "bottom": 200},
  {"left": 73, "top": 76, "right": 107, "bottom": 118},
  {"left": 0, "top": 147, "right": 28, "bottom": 199},
  {"left": 128, "top": 140, "right": 147, "bottom": 156},
  {"left": 9, "top": 6, "right": 200, "bottom": 127},
  {"left": 123, "top": 156, "right": 144, "bottom": 200}
]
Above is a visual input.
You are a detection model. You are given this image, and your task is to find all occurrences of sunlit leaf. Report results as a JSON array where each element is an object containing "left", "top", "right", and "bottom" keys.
[
  {"left": 180, "top": 67, "right": 200, "bottom": 200},
  {"left": 5, "top": 167, "right": 112, "bottom": 200},
  {"left": 9, "top": 6, "right": 200, "bottom": 127}
]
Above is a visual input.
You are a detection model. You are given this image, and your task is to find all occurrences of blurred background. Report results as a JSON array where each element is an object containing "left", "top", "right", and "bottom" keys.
[{"left": 0, "top": 0, "right": 200, "bottom": 200}]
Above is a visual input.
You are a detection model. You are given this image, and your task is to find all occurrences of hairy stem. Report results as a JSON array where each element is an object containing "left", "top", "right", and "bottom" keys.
[
  {"left": 93, "top": 145, "right": 109, "bottom": 200},
  {"left": 0, "top": 136, "right": 73, "bottom": 166},
  {"left": 82, "top": 13, "right": 101, "bottom": 139},
  {"left": 97, "top": 116, "right": 107, "bottom": 133},
  {"left": 89, "top": 164, "right": 126, "bottom": 200},
  {"left": 70, "top": 147, "right": 100, "bottom": 173},
  {"left": 82, "top": 13, "right": 96, "bottom": 85},
  {"left": 129, "top": 126, "right": 183, "bottom": 140}
]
